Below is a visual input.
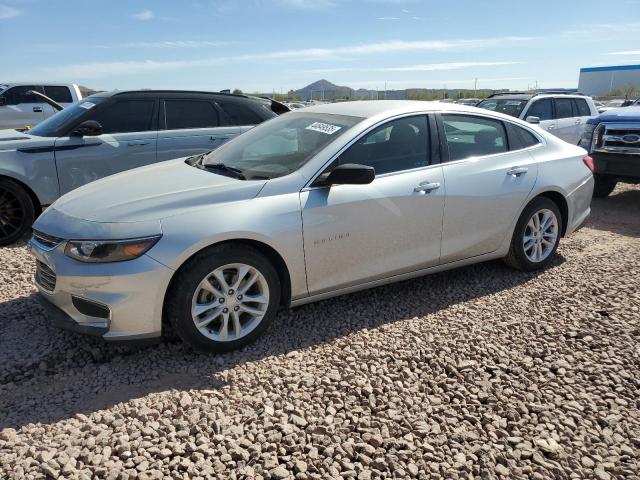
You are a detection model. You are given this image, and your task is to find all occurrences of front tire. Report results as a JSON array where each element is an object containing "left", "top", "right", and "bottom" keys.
[
  {"left": 504, "top": 197, "right": 562, "bottom": 272},
  {"left": 165, "top": 244, "right": 281, "bottom": 352},
  {"left": 592, "top": 175, "right": 617, "bottom": 198},
  {"left": 0, "top": 178, "right": 35, "bottom": 246}
]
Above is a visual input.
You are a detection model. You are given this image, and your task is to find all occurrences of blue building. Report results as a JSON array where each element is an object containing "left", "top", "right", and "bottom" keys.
[{"left": 578, "top": 64, "right": 640, "bottom": 96}]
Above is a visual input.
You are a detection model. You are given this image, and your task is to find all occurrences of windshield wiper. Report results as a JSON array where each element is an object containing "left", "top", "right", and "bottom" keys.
[{"left": 200, "top": 163, "right": 246, "bottom": 180}]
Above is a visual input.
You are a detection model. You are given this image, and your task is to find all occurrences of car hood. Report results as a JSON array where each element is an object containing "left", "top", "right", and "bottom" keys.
[
  {"left": 589, "top": 106, "right": 640, "bottom": 124},
  {"left": 52, "top": 158, "right": 268, "bottom": 223},
  {"left": 0, "top": 128, "right": 54, "bottom": 151}
]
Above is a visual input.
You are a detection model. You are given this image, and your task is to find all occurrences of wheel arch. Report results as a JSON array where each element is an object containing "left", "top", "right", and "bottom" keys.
[
  {"left": 0, "top": 174, "right": 43, "bottom": 216},
  {"left": 536, "top": 190, "right": 569, "bottom": 236},
  {"left": 161, "top": 238, "right": 293, "bottom": 335}
]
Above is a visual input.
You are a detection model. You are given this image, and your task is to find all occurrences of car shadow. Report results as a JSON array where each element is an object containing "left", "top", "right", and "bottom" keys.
[
  {"left": 587, "top": 184, "right": 640, "bottom": 238},
  {"left": 0, "top": 253, "right": 565, "bottom": 430}
]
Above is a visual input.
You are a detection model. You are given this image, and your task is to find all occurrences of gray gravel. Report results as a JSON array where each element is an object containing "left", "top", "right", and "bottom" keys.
[{"left": 1, "top": 184, "right": 639, "bottom": 480}]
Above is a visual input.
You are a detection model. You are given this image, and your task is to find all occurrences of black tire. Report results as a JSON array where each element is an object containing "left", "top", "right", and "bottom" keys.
[
  {"left": 0, "top": 178, "right": 35, "bottom": 247},
  {"left": 504, "top": 196, "right": 562, "bottom": 272},
  {"left": 592, "top": 175, "right": 617, "bottom": 198},
  {"left": 165, "top": 244, "right": 281, "bottom": 352}
]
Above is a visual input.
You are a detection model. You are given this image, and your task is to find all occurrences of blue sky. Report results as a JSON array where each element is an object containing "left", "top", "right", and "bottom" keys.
[{"left": 2, "top": 0, "right": 640, "bottom": 93}]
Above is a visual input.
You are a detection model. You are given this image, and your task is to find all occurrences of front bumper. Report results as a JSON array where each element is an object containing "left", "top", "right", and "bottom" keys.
[
  {"left": 592, "top": 152, "right": 640, "bottom": 180},
  {"left": 28, "top": 238, "right": 174, "bottom": 341}
]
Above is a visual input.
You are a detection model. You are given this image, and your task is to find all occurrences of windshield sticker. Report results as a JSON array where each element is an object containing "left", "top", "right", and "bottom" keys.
[
  {"left": 306, "top": 122, "right": 342, "bottom": 135},
  {"left": 79, "top": 102, "right": 96, "bottom": 110}
]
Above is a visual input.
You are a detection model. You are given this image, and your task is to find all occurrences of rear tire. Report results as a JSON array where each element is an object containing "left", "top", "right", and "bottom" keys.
[
  {"left": 165, "top": 244, "right": 281, "bottom": 352},
  {"left": 504, "top": 197, "right": 562, "bottom": 272},
  {"left": 592, "top": 175, "right": 617, "bottom": 198},
  {"left": 0, "top": 178, "right": 35, "bottom": 246}
]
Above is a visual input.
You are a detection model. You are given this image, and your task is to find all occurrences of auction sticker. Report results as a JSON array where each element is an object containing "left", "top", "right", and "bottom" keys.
[
  {"left": 79, "top": 102, "right": 96, "bottom": 110},
  {"left": 306, "top": 122, "right": 342, "bottom": 135}
]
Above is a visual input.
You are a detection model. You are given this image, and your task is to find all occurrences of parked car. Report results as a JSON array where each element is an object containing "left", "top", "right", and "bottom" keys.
[
  {"left": 454, "top": 98, "right": 481, "bottom": 106},
  {"left": 597, "top": 99, "right": 627, "bottom": 113},
  {"left": 477, "top": 92, "right": 598, "bottom": 144},
  {"left": 0, "top": 90, "right": 287, "bottom": 245},
  {"left": 28, "top": 101, "right": 594, "bottom": 351},
  {"left": 0, "top": 83, "right": 83, "bottom": 130},
  {"left": 578, "top": 106, "right": 640, "bottom": 197}
]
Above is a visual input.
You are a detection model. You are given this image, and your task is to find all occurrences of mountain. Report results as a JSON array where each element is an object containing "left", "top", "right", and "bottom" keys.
[{"left": 294, "top": 79, "right": 354, "bottom": 101}]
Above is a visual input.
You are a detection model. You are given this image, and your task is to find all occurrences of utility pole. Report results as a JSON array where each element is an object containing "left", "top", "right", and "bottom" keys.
[
  {"left": 384, "top": 81, "right": 387, "bottom": 100},
  {"left": 474, "top": 78, "right": 478, "bottom": 97}
]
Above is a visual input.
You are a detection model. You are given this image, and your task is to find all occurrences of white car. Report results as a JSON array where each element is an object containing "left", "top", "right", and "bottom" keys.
[
  {"left": 29, "top": 101, "right": 594, "bottom": 351},
  {"left": 477, "top": 92, "right": 598, "bottom": 144},
  {"left": 0, "top": 83, "right": 83, "bottom": 130}
]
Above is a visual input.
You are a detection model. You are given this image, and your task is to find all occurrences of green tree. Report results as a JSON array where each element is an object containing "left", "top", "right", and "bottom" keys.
[{"left": 232, "top": 88, "right": 243, "bottom": 95}]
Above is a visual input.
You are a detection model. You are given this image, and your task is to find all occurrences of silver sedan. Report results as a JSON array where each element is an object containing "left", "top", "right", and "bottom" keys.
[{"left": 29, "top": 101, "right": 594, "bottom": 351}]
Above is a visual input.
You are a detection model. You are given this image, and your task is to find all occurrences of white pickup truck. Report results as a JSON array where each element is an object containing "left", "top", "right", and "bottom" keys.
[{"left": 0, "top": 83, "right": 83, "bottom": 130}]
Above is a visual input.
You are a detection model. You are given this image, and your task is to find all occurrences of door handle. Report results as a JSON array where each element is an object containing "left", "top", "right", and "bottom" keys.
[
  {"left": 33, "top": 107, "right": 43, "bottom": 113},
  {"left": 209, "top": 136, "right": 219, "bottom": 142},
  {"left": 507, "top": 167, "right": 528, "bottom": 177},
  {"left": 414, "top": 181, "right": 441, "bottom": 193},
  {"left": 575, "top": 119, "right": 582, "bottom": 124},
  {"left": 127, "top": 140, "right": 150, "bottom": 146},
  {"left": 546, "top": 125, "right": 555, "bottom": 130}
]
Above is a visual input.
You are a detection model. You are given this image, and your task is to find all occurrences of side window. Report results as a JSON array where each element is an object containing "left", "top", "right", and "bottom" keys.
[
  {"left": 526, "top": 99, "right": 553, "bottom": 121},
  {"left": 220, "top": 101, "right": 264, "bottom": 125},
  {"left": 442, "top": 114, "right": 507, "bottom": 161},
  {"left": 338, "top": 115, "right": 429, "bottom": 175},
  {"left": 89, "top": 99, "right": 155, "bottom": 134},
  {"left": 164, "top": 100, "right": 219, "bottom": 129},
  {"left": 573, "top": 99, "right": 591, "bottom": 117},
  {"left": 554, "top": 99, "right": 573, "bottom": 119},
  {"left": 43, "top": 86, "right": 73, "bottom": 103},
  {"left": 5, "top": 86, "right": 43, "bottom": 104}
]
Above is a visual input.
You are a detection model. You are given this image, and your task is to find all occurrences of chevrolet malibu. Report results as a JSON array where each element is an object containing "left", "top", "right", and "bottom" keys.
[{"left": 29, "top": 101, "right": 594, "bottom": 352}]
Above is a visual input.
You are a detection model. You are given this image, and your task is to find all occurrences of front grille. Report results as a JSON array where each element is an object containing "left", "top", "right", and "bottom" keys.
[
  {"left": 594, "top": 122, "right": 640, "bottom": 155},
  {"left": 32, "top": 230, "right": 64, "bottom": 249},
  {"left": 35, "top": 260, "right": 57, "bottom": 292}
]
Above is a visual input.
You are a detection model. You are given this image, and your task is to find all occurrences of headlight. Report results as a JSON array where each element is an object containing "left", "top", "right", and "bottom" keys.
[
  {"left": 64, "top": 235, "right": 161, "bottom": 263},
  {"left": 578, "top": 123, "right": 597, "bottom": 150}
]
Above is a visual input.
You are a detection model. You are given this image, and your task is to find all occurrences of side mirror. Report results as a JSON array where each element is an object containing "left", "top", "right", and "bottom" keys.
[
  {"left": 0, "top": 97, "right": 5, "bottom": 107},
  {"left": 526, "top": 116, "right": 540, "bottom": 124},
  {"left": 325, "top": 163, "right": 375, "bottom": 185},
  {"left": 71, "top": 120, "right": 103, "bottom": 137}
]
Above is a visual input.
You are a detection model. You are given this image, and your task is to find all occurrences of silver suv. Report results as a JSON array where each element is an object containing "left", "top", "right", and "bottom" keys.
[
  {"left": 0, "top": 90, "right": 287, "bottom": 245},
  {"left": 477, "top": 92, "right": 598, "bottom": 144}
]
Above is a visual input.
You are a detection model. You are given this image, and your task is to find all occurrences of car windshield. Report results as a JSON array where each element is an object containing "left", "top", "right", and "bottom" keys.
[
  {"left": 476, "top": 98, "right": 528, "bottom": 118},
  {"left": 201, "top": 112, "right": 363, "bottom": 179},
  {"left": 29, "top": 97, "right": 108, "bottom": 137}
]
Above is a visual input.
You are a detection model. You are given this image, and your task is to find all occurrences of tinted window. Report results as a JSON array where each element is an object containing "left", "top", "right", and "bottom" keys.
[
  {"left": 573, "top": 98, "right": 591, "bottom": 117},
  {"left": 5, "top": 85, "right": 43, "bottom": 104},
  {"left": 555, "top": 99, "right": 573, "bottom": 119},
  {"left": 90, "top": 99, "right": 155, "bottom": 134},
  {"left": 43, "top": 86, "right": 73, "bottom": 103},
  {"left": 339, "top": 115, "right": 429, "bottom": 175},
  {"left": 165, "top": 100, "right": 219, "bottom": 129},
  {"left": 514, "top": 125, "right": 540, "bottom": 148},
  {"left": 526, "top": 99, "right": 553, "bottom": 121},
  {"left": 442, "top": 114, "right": 507, "bottom": 161},
  {"left": 220, "top": 101, "right": 264, "bottom": 125},
  {"left": 476, "top": 98, "right": 528, "bottom": 118}
]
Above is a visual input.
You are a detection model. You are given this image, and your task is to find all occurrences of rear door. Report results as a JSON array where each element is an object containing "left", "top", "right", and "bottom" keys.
[
  {"left": 523, "top": 98, "right": 556, "bottom": 136},
  {"left": 438, "top": 113, "right": 538, "bottom": 263},
  {"left": 0, "top": 85, "right": 47, "bottom": 129},
  {"left": 553, "top": 98, "right": 577, "bottom": 143},
  {"left": 156, "top": 98, "right": 239, "bottom": 162},
  {"left": 54, "top": 97, "right": 158, "bottom": 194},
  {"left": 572, "top": 98, "right": 594, "bottom": 144}
]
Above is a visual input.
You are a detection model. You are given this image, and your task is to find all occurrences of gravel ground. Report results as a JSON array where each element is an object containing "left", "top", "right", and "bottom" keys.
[{"left": 1, "top": 184, "right": 639, "bottom": 480}]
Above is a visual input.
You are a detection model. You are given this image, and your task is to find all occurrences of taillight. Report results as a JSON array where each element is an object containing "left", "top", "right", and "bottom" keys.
[{"left": 582, "top": 155, "right": 595, "bottom": 174}]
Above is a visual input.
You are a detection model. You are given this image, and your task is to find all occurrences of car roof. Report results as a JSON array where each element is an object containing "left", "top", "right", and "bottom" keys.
[
  {"left": 301, "top": 100, "right": 482, "bottom": 118},
  {"left": 91, "top": 89, "right": 255, "bottom": 101}
]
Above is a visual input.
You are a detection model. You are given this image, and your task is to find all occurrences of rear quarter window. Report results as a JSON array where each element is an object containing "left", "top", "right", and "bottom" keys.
[{"left": 219, "top": 101, "right": 269, "bottom": 126}]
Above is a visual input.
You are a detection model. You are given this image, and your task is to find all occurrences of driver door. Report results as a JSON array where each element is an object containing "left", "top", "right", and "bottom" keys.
[
  {"left": 300, "top": 115, "right": 445, "bottom": 295},
  {"left": 54, "top": 98, "right": 159, "bottom": 195}
]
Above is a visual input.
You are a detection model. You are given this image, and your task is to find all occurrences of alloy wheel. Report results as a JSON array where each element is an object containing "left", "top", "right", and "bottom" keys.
[
  {"left": 0, "top": 188, "right": 24, "bottom": 243},
  {"left": 523, "top": 208, "right": 558, "bottom": 263},
  {"left": 191, "top": 263, "right": 270, "bottom": 342}
]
